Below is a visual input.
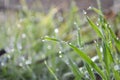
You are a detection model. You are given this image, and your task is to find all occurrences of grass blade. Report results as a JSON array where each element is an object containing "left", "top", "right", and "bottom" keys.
[
  {"left": 85, "top": 63, "right": 95, "bottom": 80},
  {"left": 102, "top": 41, "right": 114, "bottom": 79},
  {"left": 68, "top": 59, "right": 83, "bottom": 80},
  {"left": 44, "top": 36, "right": 60, "bottom": 42},
  {"left": 44, "top": 61, "right": 58, "bottom": 80},
  {"left": 86, "top": 16, "right": 103, "bottom": 38},
  {"left": 108, "top": 27, "right": 120, "bottom": 51},
  {"left": 68, "top": 43, "right": 107, "bottom": 80}
]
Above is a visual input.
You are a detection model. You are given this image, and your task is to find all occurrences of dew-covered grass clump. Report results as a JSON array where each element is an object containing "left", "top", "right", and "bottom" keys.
[{"left": 0, "top": 1, "right": 120, "bottom": 80}]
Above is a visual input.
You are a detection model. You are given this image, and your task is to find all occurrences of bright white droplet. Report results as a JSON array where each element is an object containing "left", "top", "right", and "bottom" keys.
[
  {"left": 1, "top": 62, "right": 5, "bottom": 66},
  {"left": 59, "top": 55, "right": 62, "bottom": 58},
  {"left": 22, "top": 33, "right": 26, "bottom": 39},
  {"left": 74, "top": 22, "right": 77, "bottom": 25},
  {"left": 87, "top": 6, "right": 92, "bottom": 10},
  {"left": 114, "top": 65, "right": 120, "bottom": 71},
  {"left": 59, "top": 51, "right": 62, "bottom": 54},
  {"left": 25, "top": 60, "right": 32, "bottom": 65},
  {"left": 83, "top": 10, "right": 87, "bottom": 15},
  {"left": 94, "top": 40, "right": 97, "bottom": 43},
  {"left": 17, "top": 23, "right": 21, "bottom": 28},
  {"left": 11, "top": 48, "right": 15, "bottom": 52},
  {"left": 42, "top": 40, "right": 45, "bottom": 42},
  {"left": 19, "top": 63, "right": 23, "bottom": 67},
  {"left": 7, "top": 55, "right": 11, "bottom": 59},
  {"left": 100, "top": 47, "right": 103, "bottom": 52},
  {"left": 47, "top": 45, "right": 51, "bottom": 50},
  {"left": 96, "top": 23, "right": 99, "bottom": 26},
  {"left": 54, "top": 28, "right": 59, "bottom": 33},
  {"left": 117, "top": 37, "right": 119, "bottom": 40}
]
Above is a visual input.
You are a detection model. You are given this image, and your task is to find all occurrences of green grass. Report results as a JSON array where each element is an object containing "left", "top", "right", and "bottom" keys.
[{"left": 0, "top": 2, "right": 120, "bottom": 80}]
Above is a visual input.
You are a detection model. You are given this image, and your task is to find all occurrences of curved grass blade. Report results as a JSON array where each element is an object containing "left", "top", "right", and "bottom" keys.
[
  {"left": 44, "top": 61, "right": 59, "bottom": 80},
  {"left": 85, "top": 63, "right": 96, "bottom": 80},
  {"left": 102, "top": 41, "right": 114, "bottom": 79},
  {"left": 44, "top": 36, "right": 60, "bottom": 42},
  {"left": 86, "top": 16, "right": 103, "bottom": 38},
  {"left": 88, "top": 7, "right": 104, "bottom": 17},
  {"left": 68, "top": 43, "right": 107, "bottom": 80},
  {"left": 68, "top": 59, "right": 83, "bottom": 80},
  {"left": 108, "top": 26, "right": 120, "bottom": 51}
]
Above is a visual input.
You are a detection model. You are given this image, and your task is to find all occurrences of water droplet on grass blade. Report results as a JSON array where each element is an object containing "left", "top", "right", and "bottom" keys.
[
  {"left": 96, "top": 23, "right": 99, "bottom": 26},
  {"left": 25, "top": 60, "right": 32, "bottom": 65},
  {"left": 42, "top": 40, "right": 45, "bottom": 42},
  {"left": 17, "top": 23, "right": 21, "bottom": 28},
  {"left": 100, "top": 46, "right": 103, "bottom": 52},
  {"left": 114, "top": 65, "right": 120, "bottom": 71},
  {"left": 7, "top": 55, "right": 11, "bottom": 59},
  {"left": 54, "top": 28, "right": 59, "bottom": 33},
  {"left": 22, "top": 33, "right": 26, "bottom": 39},
  {"left": 116, "top": 37, "right": 119, "bottom": 40},
  {"left": 87, "top": 6, "right": 92, "bottom": 10},
  {"left": 83, "top": 10, "right": 87, "bottom": 15},
  {"left": 47, "top": 45, "right": 51, "bottom": 50},
  {"left": 58, "top": 51, "right": 62, "bottom": 54},
  {"left": 19, "top": 63, "right": 23, "bottom": 67},
  {"left": 59, "top": 55, "right": 62, "bottom": 58},
  {"left": 1, "top": 62, "right": 5, "bottom": 66}
]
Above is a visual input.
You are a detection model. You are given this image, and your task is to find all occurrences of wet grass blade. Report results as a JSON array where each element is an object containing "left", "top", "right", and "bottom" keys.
[
  {"left": 68, "top": 43, "right": 107, "bottom": 80},
  {"left": 44, "top": 37, "right": 60, "bottom": 42},
  {"left": 113, "top": 69, "right": 120, "bottom": 80},
  {"left": 86, "top": 16, "right": 103, "bottom": 38},
  {"left": 44, "top": 61, "right": 59, "bottom": 80},
  {"left": 102, "top": 41, "right": 114, "bottom": 78},
  {"left": 68, "top": 59, "right": 83, "bottom": 80},
  {"left": 85, "top": 63, "right": 95, "bottom": 80},
  {"left": 89, "top": 7, "right": 104, "bottom": 17},
  {"left": 108, "top": 26, "right": 120, "bottom": 51}
]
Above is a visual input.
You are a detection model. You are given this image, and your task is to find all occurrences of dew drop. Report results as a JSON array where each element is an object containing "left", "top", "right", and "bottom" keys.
[
  {"left": 68, "top": 43, "right": 72, "bottom": 45},
  {"left": 96, "top": 23, "right": 99, "bottom": 26},
  {"left": 47, "top": 45, "right": 51, "bottom": 50},
  {"left": 7, "top": 55, "right": 11, "bottom": 59},
  {"left": 74, "top": 22, "right": 77, "bottom": 25},
  {"left": 44, "top": 61, "right": 47, "bottom": 65},
  {"left": 25, "top": 60, "right": 32, "bottom": 65},
  {"left": 22, "top": 33, "right": 26, "bottom": 39},
  {"left": 59, "top": 55, "right": 62, "bottom": 58},
  {"left": 108, "top": 41, "right": 112, "bottom": 44},
  {"left": 100, "top": 47, "right": 103, "bottom": 52},
  {"left": 83, "top": 10, "right": 87, "bottom": 15},
  {"left": 87, "top": 6, "right": 92, "bottom": 10},
  {"left": 1, "top": 62, "right": 5, "bottom": 66},
  {"left": 42, "top": 39, "right": 45, "bottom": 42},
  {"left": 94, "top": 40, "right": 97, "bottom": 43},
  {"left": 114, "top": 65, "right": 120, "bottom": 71},
  {"left": 17, "top": 23, "right": 21, "bottom": 28},
  {"left": 21, "top": 56, "right": 25, "bottom": 61},
  {"left": 54, "top": 28, "right": 59, "bottom": 33},
  {"left": 19, "top": 63, "right": 23, "bottom": 67},
  {"left": 11, "top": 48, "right": 15, "bottom": 52},
  {"left": 116, "top": 37, "right": 119, "bottom": 40},
  {"left": 58, "top": 51, "right": 62, "bottom": 54},
  {"left": 19, "top": 18, "right": 24, "bottom": 22}
]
